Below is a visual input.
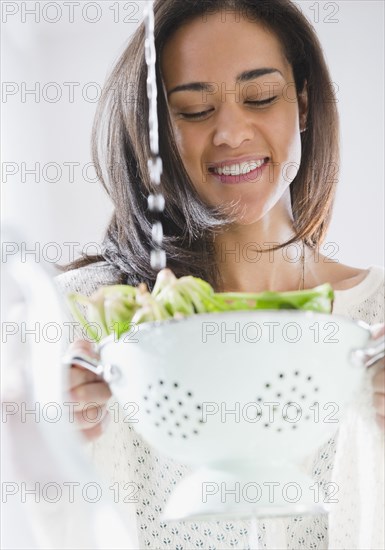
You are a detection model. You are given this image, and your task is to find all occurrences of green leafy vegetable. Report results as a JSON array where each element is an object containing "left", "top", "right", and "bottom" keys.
[
  {"left": 214, "top": 284, "right": 334, "bottom": 313},
  {"left": 67, "top": 268, "right": 334, "bottom": 342},
  {"left": 151, "top": 269, "right": 221, "bottom": 315}
]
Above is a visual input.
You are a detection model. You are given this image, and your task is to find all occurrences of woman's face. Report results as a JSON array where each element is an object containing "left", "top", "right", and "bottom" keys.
[{"left": 161, "top": 12, "right": 307, "bottom": 225}]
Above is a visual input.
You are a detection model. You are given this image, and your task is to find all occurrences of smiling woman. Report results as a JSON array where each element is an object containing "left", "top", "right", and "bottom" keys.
[
  {"left": 61, "top": 0, "right": 341, "bottom": 294},
  {"left": 161, "top": 16, "right": 306, "bottom": 215},
  {"left": 54, "top": 1, "right": 385, "bottom": 549},
  {"left": 160, "top": 12, "right": 311, "bottom": 291}
]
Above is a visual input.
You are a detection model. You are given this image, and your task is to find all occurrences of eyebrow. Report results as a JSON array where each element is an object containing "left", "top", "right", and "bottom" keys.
[{"left": 167, "top": 67, "right": 283, "bottom": 98}]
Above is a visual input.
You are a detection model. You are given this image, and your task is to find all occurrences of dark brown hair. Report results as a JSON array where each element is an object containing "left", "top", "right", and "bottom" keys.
[{"left": 59, "top": 0, "right": 339, "bottom": 290}]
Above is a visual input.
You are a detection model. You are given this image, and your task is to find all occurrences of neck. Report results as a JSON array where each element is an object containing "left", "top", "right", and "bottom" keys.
[{"left": 213, "top": 198, "right": 305, "bottom": 293}]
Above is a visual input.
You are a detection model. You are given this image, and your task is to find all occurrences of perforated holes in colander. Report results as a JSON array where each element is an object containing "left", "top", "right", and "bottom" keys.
[
  {"left": 255, "top": 370, "right": 321, "bottom": 433},
  {"left": 143, "top": 380, "right": 203, "bottom": 438}
]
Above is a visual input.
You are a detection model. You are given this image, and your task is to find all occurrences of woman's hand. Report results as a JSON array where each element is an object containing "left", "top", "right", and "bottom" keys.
[
  {"left": 67, "top": 340, "right": 112, "bottom": 441},
  {"left": 370, "top": 324, "right": 385, "bottom": 431}
]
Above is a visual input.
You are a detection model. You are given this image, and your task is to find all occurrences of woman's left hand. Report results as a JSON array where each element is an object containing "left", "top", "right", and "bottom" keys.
[{"left": 370, "top": 323, "right": 385, "bottom": 431}]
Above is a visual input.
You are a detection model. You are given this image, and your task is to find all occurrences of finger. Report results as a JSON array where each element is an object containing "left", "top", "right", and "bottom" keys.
[
  {"left": 68, "top": 339, "right": 100, "bottom": 369},
  {"left": 368, "top": 359, "right": 385, "bottom": 372},
  {"left": 66, "top": 339, "right": 103, "bottom": 390},
  {"left": 69, "top": 338, "right": 98, "bottom": 354},
  {"left": 369, "top": 323, "right": 385, "bottom": 339},
  {"left": 74, "top": 405, "right": 108, "bottom": 429},
  {"left": 373, "top": 392, "right": 385, "bottom": 414},
  {"left": 68, "top": 365, "right": 103, "bottom": 389},
  {"left": 372, "top": 369, "right": 385, "bottom": 392},
  {"left": 375, "top": 413, "right": 385, "bottom": 432},
  {"left": 70, "top": 381, "right": 112, "bottom": 408},
  {"left": 81, "top": 411, "right": 111, "bottom": 441}
]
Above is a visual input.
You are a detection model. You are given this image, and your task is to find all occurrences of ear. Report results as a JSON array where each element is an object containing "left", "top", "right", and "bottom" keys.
[{"left": 298, "top": 79, "right": 308, "bottom": 133}]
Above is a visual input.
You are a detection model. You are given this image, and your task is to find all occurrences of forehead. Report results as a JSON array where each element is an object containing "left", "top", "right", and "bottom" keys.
[{"left": 161, "top": 12, "right": 291, "bottom": 89}]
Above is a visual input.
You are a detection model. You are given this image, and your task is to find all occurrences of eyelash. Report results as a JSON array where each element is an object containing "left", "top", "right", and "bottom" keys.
[{"left": 179, "top": 96, "right": 278, "bottom": 120}]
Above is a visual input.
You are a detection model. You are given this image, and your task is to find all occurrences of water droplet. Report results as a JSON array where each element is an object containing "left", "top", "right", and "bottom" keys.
[
  {"left": 151, "top": 222, "right": 163, "bottom": 246},
  {"left": 151, "top": 249, "right": 166, "bottom": 270},
  {"left": 147, "top": 194, "right": 165, "bottom": 212},
  {"left": 148, "top": 157, "right": 163, "bottom": 185}
]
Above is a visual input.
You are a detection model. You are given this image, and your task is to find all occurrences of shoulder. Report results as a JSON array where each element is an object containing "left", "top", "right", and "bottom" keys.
[
  {"left": 54, "top": 261, "right": 126, "bottom": 298},
  {"left": 331, "top": 264, "right": 384, "bottom": 324},
  {"left": 308, "top": 250, "right": 384, "bottom": 322},
  {"left": 328, "top": 262, "right": 384, "bottom": 293},
  {"left": 329, "top": 265, "right": 372, "bottom": 291},
  {"left": 309, "top": 250, "right": 383, "bottom": 292}
]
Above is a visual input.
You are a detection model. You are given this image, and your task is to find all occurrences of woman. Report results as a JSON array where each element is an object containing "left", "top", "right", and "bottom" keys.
[{"left": 56, "top": 1, "right": 384, "bottom": 548}]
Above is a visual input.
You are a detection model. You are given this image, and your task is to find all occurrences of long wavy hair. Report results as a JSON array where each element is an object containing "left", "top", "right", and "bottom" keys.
[{"left": 60, "top": 0, "right": 339, "bottom": 290}]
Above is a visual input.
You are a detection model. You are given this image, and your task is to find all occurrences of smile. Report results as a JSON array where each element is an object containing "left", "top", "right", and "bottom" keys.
[
  {"left": 208, "top": 158, "right": 269, "bottom": 185},
  {"left": 211, "top": 158, "right": 267, "bottom": 176}
]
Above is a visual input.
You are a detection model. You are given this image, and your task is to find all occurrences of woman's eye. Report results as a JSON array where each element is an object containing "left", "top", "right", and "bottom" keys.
[
  {"left": 178, "top": 96, "right": 278, "bottom": 120},
  {"left": 179, "top": 109, "right": 214, "bottom": 120},
  {"left": 246, "top": 96, "right": 278, "bottom": 107}
]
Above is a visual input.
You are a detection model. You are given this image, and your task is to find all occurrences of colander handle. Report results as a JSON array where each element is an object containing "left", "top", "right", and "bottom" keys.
[
  {"left": 350, "top": 333, "right": 385, "bottom": 369},
  {"left": 62, "top": 348, "right": 120, "bottom": 385}
]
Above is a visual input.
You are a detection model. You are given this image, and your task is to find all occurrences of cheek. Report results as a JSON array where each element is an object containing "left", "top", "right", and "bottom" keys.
[
  {"left": 172, "top": 127, "right": 211, "bottom": 200},
  {"left": 272, "top": 106, "right": 302, "bottom": 166},
  {"left": 284, "top": 130, "right": 302, "bottom": 178},
  {"left": 171, "top": 125, "right": 185, "bottom": 153},
  {"left": 172, "top": 125, "right": 203, "bottom": 172}
]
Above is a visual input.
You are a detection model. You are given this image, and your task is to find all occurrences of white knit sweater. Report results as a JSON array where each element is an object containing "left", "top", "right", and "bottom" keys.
[{"left": 55, "top": 262, "right": 385, "bottom": 550}]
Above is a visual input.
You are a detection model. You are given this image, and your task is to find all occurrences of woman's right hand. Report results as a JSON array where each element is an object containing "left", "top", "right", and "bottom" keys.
[{"left": 66, "top": 340, "right": 112, "bottom": 441}]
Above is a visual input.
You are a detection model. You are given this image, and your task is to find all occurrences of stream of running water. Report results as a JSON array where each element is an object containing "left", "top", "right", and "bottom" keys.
[{"left": 143, "top": 1, "right": 167, "bottom": 272}]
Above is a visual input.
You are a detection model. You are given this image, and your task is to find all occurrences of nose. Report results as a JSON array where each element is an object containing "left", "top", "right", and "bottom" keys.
[{"left": 212, "top": 103, "right": 255, "bottom": 148}]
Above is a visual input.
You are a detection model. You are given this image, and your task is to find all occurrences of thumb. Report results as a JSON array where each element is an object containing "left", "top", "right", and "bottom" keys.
[{"left": 369, "top": 323, "right": 385, "bottom": 340}]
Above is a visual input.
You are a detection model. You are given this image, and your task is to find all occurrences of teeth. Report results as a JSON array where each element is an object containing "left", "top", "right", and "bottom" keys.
[{"left": 213, "top": 159, "right": 265, "bottom": 176}]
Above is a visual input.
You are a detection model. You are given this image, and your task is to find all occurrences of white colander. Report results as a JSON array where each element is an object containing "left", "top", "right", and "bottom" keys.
[{"left": 64, "top": 310, "right": 384, "bottom": 520}]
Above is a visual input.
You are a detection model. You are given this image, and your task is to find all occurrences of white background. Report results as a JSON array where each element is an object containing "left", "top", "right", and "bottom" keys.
[{"left": 2, "top": 0, "right": 384, "bottom": 269}]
